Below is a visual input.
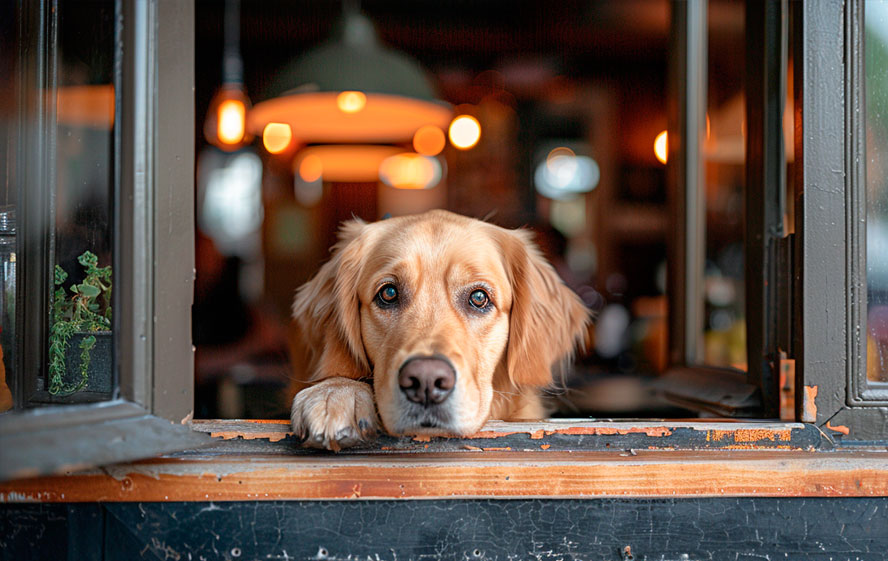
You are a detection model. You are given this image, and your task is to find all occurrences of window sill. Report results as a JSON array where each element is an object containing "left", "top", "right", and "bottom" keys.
[{"left": 1, "top": 419, "right": 886, "bottom": 502}]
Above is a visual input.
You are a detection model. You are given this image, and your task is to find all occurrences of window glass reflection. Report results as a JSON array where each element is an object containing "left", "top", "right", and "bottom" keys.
[
  {"left": 43, "top": 0, "right": 116, "bottom": 403},
  {"left": 702, "top": 0, "right": 746, "bottom": 369},
  {"left": 866, "top": 0, "right": 888, "bottom": 383}
]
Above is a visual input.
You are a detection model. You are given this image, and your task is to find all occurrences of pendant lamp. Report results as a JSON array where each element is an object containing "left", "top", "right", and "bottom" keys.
[
  {"left": 247, "top": 7, "right": 452, "bottom": 145},
  {"left": 204, "top": 0, "right": 253, "bottom": 151}
]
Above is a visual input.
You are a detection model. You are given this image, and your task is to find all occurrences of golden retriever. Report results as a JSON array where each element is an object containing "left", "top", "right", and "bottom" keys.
[{"left": 289, "top": 209, "right": 589, "bottom": 450}]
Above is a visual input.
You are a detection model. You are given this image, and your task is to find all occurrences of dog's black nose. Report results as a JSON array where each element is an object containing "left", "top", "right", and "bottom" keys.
[{"left": 398, "top": 357, "right": 455, "bottom": 406}]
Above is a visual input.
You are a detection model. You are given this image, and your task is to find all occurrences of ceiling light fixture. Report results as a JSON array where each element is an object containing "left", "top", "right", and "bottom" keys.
[{"left": 248, "top": 5, "right": 452, "bottom": 147}]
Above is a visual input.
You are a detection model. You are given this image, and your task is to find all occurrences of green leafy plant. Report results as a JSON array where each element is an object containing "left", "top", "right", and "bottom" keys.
[{"left": 48, "top": 251, "right": 112, "bottom": 396}]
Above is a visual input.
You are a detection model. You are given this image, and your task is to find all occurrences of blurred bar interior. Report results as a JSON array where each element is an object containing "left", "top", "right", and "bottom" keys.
[{"left": 192, "top": 0, "right": 751, "bottom": 419}]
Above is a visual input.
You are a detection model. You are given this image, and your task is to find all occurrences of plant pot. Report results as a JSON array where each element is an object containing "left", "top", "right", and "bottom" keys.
[{"left": 60, "top": 331, "right": 113, "bottom": 394}]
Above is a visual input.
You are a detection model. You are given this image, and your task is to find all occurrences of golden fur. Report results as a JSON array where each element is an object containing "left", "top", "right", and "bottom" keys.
[{"left": 289, "top": 209, "right": 589, "bottom": 450}]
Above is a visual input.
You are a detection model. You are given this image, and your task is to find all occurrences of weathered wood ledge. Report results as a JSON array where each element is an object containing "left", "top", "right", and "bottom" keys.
[{"left": 1, "top": 419, "right": 886, "bottom": 502}]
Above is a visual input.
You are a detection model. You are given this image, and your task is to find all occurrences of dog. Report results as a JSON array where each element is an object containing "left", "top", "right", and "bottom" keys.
[{"left": 289, "top": 209, "right": 589, "bottom": 450}]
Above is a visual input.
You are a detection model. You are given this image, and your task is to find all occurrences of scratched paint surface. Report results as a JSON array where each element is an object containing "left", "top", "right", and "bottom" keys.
[
  {"left": 193, "top": 420, "right": 828, "bottom": 455},
  {"left": 2, "top": 498, "right": 887, "bottom": 560}
]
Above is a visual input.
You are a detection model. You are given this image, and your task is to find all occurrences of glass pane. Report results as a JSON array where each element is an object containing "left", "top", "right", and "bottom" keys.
[
  {"left": 0, "top": 1, "right": 16, "bottom": 412},
  {"left": 43, "top": 0, "right": 116, "bottom": 403},
  {"left": 866, "top": 0, "right": 888, "bottom": 384},
  {"left": 702, "top": 0, "right": 746, "bottom": 369},
  {"left": 1, "top": 0, "right": 117, "bottom": 410}
]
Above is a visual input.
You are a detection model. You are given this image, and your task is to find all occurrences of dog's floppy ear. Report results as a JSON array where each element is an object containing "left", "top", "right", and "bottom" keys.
[
  {"left": 292, "top": 219, "right": 370, "bottom": 381},
  {"left": 497, "top": 228, "right": 590, "bottom": 387}
]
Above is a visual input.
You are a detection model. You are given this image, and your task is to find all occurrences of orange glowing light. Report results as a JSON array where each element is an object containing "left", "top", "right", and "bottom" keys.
[
  {"left": 262, "top": 122, "right": 292, "bottom": 154},
  {"left": 379, "top": 153, "right": 441, "bottom": 190},
  {"left": 412, "top": 125, "right": 446, "bottom": 156},
  {"left": 448, "top": 115, "right": 481, "bottom": 150},
  {"left": 337, "top": 91, "right": 367, "bottom": 114},
  {"left": 654, "top": 130, "right": 668, "bottom": 165},
  {"left": 299, "top": 154, "right": 324, "bottom": 183},
  {"left": 217, "top": 99, "right": 246, "bottom": 145}
]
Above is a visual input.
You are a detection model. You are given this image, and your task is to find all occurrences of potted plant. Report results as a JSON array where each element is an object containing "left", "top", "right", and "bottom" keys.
[{"left": 47, "top": 251, "right": 112, "bottom": 396}]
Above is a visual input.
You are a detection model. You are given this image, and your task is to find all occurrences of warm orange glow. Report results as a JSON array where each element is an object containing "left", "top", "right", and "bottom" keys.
[
  {"left": 54, "top": 84, "right": 115, "bottom": 129},
  {"left": 413, "top": 125, "right": 446, "bottom": 156},
  {"left": 299, "top": 154, "right": 324, "bottom": 183},
  {"left": 262, "top": 122, "right": 292, "bottom": 154},
  {"left": 294, "top": 145, "right": 404, "bottom": 183},
  {"left": 654, "top": 130, "right": 668, "bottom": 165},
  {"left": 248, "top": 92, "right": 452, "bottom": 143},
  {"left": 337, "top": 91, "right": 367, "bottom": 114},
  {"left": 218, "top": 99, "right": 246, "bottom": 145},
  {"left": 378, "top": 153, "right": 441, "bottom": 190},
  {"left": 448, "top": 115, "right": 481, "bottom": 150}
]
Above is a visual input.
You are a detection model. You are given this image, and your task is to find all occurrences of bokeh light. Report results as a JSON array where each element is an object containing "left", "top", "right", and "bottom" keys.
[
  {"left": 262, "top": 122, "right": 292, "bottom": 154},
  {"left": 378, "top": 153, "right": 442, "bottom": 190},
  {"left": 298, "top": 154, "right": 323, "bottom": 183},
  {"left": 336, "top": 91, "right": 367, "bottom": 114},
  {"left": 654, "top": 130, "right": 668, "bottom": 164},
  {"left": 217, "top": 99, "right": 246, "bottom": 145},
  {"left": 413, "top": 125, "right": 446, "bottom": 156},
  {"left": 448, "top": 115, "right": 481, "bottom": 150}
]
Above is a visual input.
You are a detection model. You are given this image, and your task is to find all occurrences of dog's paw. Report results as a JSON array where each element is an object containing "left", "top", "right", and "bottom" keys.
[{"left": 290, "top": 377, "right": 378, "bottom": 451}]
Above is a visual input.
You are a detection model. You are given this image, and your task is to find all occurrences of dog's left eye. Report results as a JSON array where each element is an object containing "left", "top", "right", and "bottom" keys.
[
  {"left": 468, "top": 289, "right": 490, "bottom": 309},
  {"left": 376, "top": 284, "right": 399, "bottom": 306}
]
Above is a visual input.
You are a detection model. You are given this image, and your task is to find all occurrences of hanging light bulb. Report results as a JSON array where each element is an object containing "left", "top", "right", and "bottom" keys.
[{"left": 204, "top": 0, "right": 252, "bottom": 151}]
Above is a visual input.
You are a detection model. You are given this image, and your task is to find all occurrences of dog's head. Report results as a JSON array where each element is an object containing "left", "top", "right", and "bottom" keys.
[{"left": 293, "top": 210, "right": 589, "bottom": 436}]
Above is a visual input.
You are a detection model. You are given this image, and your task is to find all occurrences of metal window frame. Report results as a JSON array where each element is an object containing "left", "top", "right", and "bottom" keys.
[
  {"left": 666, "top": 0, "right": 707, "bottom": 371},
  {"left": 0, "top": 0, "right": 207, "bottom": 482},
  {"left": 660, "top": 0, "right": 772, "bottom": 418},
  {"left": 849, "top": 0, "right": 888, "bottom": 407},
  {"left": 744, "top": 0, "right": 790, "bottom": 420},
  {"left": 792, "top": 0, "right": 888, "bottom": 440}
]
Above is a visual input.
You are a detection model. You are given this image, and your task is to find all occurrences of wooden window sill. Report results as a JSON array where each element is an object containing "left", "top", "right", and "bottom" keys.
[{"left": 1, "top": 419, "right": 886, "bottom": 502}]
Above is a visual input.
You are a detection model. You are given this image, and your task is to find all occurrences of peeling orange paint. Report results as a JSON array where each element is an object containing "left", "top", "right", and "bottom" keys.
[
  {"left": 708, "top": 429, "right": 793, "bottom": 444},
  {"left": 540, "top": 444, "right": 551, "bottom": 450},
  {"left": 412, "top": 435, "right": 431, "bottom": 443},
  {"left": 556, "top": 426, "right": 672, "bottom": 437},
  {"left": 826, "top": 421, "right": 850, "bottom": 435},
  {"left": 802, "top": 385, "right": 818, "bottom": 422},
  {"left": 481, "top": 447, "right": 512, "bottom": 451},
  {"left": 722, "top": 444, "right": 795, "bottom": 450},
  {"left": 209, "top": 431, "right": 292, "bottom": 443},
  {"left": 470, "top": 426, "right": 673, "bottom": 439}
]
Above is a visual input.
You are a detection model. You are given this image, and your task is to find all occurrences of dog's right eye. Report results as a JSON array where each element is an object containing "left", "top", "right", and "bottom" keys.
[{"left": 376, "top": 284, "right": 399, "bottom": 306}]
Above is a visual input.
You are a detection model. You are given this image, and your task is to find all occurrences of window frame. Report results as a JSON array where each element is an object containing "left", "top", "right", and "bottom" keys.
[
  {"left": 0, "top": 0, "right": 208, "bottom": 482},
  {"left": 660, "top": 0, "right": 777, "bottom": 418},
  {"left": 3, "top": 0, "right": 886, "bottom": 484},
  {"left": 792, "top": 0, "right": 888, "bottom": 440}
]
